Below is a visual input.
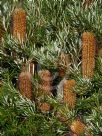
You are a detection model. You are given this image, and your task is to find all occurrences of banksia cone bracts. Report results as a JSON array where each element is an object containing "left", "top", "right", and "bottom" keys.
[
  {"left": 12, "top": 8, "right": 26, "bottom": 44},
  {"left": 39, "top": 102, "right": 50, "bottom": 113},
  {"left": 38, "top": 70, "right": 53, "bottom": 96},
  {"left": 63, "top": 79, "right": 76, "bottom": 109},
  {"left": 70, "top": 119, "right": 86, "bottom": 135},
  {"left": 82, "top": 32, "right": 96, "bottom": 79},
  {"left": 18, "top": 71, "right": 33, "bottom": 100}
]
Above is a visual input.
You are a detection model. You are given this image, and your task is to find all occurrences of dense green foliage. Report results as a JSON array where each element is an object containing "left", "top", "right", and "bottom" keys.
[{"left": 0, "top": 0, "right": 102, "bottom": 136}]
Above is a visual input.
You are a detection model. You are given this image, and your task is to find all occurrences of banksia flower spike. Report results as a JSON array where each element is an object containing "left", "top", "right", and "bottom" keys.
[
  {"left": 82, "top": 32, "right": 96, "bottom": 79},
  {"left": 18, "top": 66, "right": 33, "bottom": 100},
  {"left": 12, "top": 8, "right": 26, "bottom": 44},
  {"left": 38, "top": 70, "right": 53, "bottom": 96},
  {"left": 63, "top": 79, "right": 76, "bottom": 109},
  {"left": 70, "top": 119, "right": 86, "bottom": 135},
  {"left": 38, "top": 70, "right": 53, "bottom": 113}
]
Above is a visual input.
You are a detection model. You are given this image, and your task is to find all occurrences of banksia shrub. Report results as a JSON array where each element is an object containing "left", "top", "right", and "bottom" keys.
[
  {"left": 18, "top": 70, "right": 33, "bottom": 100},
  {"left": 38, "top": 70, "right": 53, "bottom": 96},
  {"left": 12, "top": 8, "right": 26, "bottom": 44},
  {"left": 63, "top": 79, "right": 76, "bottom": 109},
  {"left": 70, "top": 119, "right": 86, "bottom": 135},
  {"left": 82, "top": 32, "right": 96, "bottom": 79}
]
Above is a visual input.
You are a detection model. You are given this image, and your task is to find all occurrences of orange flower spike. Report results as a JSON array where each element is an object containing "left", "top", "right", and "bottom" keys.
[
  {"left": 82, "top": 32, "right": 96, "bottom": 79},
  {"left": 38, "top": 70, "right": 53, "bottom": 95},
  {"left": 70, "top": 119, "right": 86, "bottom": 135},
  {"left": 18, "top": 70, "right": 33, "bottom": 100},
  {"left": 12, "top": 8, "right": 26, "bottom": 44},
  {"left": 63, "top": 79, "right": 76, "bottom": 109}
]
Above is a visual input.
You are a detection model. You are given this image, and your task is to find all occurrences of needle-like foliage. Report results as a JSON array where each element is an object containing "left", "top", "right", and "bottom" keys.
[{"left": 0, "top": 0, "right": 102, "bottom": 136}]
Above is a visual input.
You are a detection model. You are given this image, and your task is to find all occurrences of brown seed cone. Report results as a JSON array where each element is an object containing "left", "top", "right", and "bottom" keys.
[
  {"left": 63, "top": 80, "right": 76, "bottom": 108},
  {"left": 82, "top": 32, "right": 96, "bottom": 79},
  {"left": 18, "top": 71, "right": 33, "bottom": 100},
  {"left": 70, "top": 120, "right": 86, "bottom": 135},
  {"left": 12, "top": 8, "right": 26, "bottom": 44},
  {"left": 39, "top": 102, "right": 50, "bottom": 113},
  {"left": 38, "top": 70, "right": 53, "bottom": 95}
]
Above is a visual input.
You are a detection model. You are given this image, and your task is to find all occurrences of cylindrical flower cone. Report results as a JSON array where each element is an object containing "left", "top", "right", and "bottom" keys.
[
  {"left": 63, "top": 79, "right": 76, "bottom": 109},
  {"left": 82, "top": 32, "right": 96, "bottom": 79},
  {"left": 12, "top": 8, "right": 26, "bottom": 44},
  {"left": 70, "top": 119, "right": 86, "bottom": 135},
  {"left": 18, "top": 70, "right": 33, "bottom": 100},
  {"left": 38, "top": 70, "right": 53, "bottom": 96}
]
